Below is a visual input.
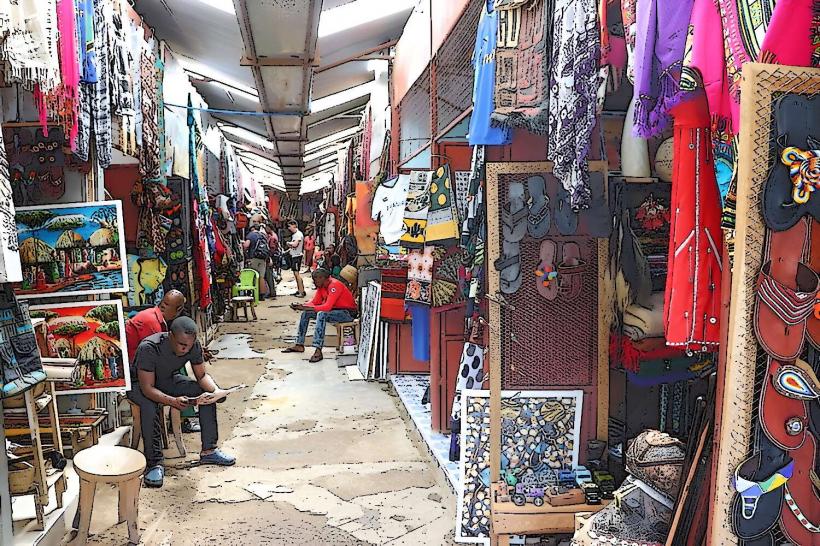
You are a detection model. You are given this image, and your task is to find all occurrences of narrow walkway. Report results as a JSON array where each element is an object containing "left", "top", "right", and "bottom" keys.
[{"left": 78, "top": 279, "right": 456, "bottom": 545}]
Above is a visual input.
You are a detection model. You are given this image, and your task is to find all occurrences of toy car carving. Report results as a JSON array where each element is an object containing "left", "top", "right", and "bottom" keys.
[
  {"left": 592, "top": 470, "right": 616, "bottom": 499},
  {"left": 512, "top": 482, "right": 546, "bottom": 507},
  {"left": 574, "top": 465, "right": 593, "bottom": 486},
  {"left": 580, "top": 482, "right": 602, "bottom": 505}
]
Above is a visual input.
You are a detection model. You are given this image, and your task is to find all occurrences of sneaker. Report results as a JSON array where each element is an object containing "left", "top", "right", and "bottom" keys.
[
  {"left": 199, "top": 449, "right": 236, "bottom": 467},
  {"left": 182, "top": 418, "right": 201, "bottom": 433},
  {"left": 144, "top": 465, "right": 164, "bottom": 488}
]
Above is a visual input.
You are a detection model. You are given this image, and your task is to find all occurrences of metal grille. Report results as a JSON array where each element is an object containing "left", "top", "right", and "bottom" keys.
[
  {"left": 398, "top": 66, "right": 431, "bottom": 162},
  {"left": 434, "top": 0, "right": 482, "bottom": 134},
  {"left": 496, "top": 172, "right": 599, "bottom": 389}
]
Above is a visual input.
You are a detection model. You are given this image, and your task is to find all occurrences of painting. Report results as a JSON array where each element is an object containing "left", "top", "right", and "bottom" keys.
[
  {"left": 125, "top": 254, "right": 167, "bottom": 307},
  {"left": 15, "top": 201, "right": 129, "bottom": 299},
  {"left": 356, "top": 281, "right": 382, "bottom": 378},
  {"left": 457, "top": 389, "right": 583, "bottom": 544},
  {"left": 29, "top": 300, "right": 130, "bottom": 394}
]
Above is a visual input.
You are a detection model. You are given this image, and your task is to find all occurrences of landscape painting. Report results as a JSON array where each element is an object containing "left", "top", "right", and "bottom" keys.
[
  {"left": 15, "top": 201, "right": 129, "bottom": 299},
  {"left": 29, "top": 300, "right": 130, "bottom": 394}
]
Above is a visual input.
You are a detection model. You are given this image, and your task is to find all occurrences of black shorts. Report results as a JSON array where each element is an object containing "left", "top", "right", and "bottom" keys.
[{"left": 290, "top": 255, "right": 303, "bottom": 272}]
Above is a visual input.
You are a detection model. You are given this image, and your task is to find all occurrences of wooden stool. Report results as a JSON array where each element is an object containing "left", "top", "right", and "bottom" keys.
[
  {"left": 127, "top": 400, "right": 186, "bottom": 458},
  {"left": 230, "top": 296, "right": 257, "bottom": 322},
  {"left": 71, "top": 445, "right": 146, "bottom": 545}
]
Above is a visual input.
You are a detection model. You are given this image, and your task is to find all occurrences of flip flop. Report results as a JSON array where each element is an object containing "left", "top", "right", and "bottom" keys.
[
  {"left": 762, "top": 95, "right": 820, "bottom": 231},
  {"left": 555, "top": 186, "right": 579, "bottom": 236},
  {"left": 535, "top": 240, "right": 558, "bottom": 301},
  {"left": 309, "top": 353, "right": 324, "bottom": 363},
  {"left": 780, "top": 433, "right": 819, "bottom": 543},
  {"left": 281, "top": 347, "right": 304, "bottom": 353},
  {"left": 808, "top": 219, "right": 820, "bottom": 348},
  {"left": 526, "top": 175, "right": 551, "bottom": 239},
  {"left": 494, "top": 240, "right": 522, "bottom": 294},
  {"left": 759, "top": 358, "right": 809, "bottom": 451},
  {"left": 557, "top": 241, "right": 586, "bottom": 300},
  {"left": 754, "top": 218, "right": 817, "bottom": 361},
  {"left": 502, "top": 182, "right": 528, "bottom": 243}
]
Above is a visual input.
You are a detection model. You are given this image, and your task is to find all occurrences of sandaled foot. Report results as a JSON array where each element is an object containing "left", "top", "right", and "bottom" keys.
[
  {"left": 200, "top": 449, "right": 236, "bottom": 467},
  {"left": 309, "top": 350, "right": 324, "bottom": 363},
  {"left": 282, "top": 345, "right": 305, "bottom": 353},
  {"left": 144, "top": 465, "right": 164, "bottom": 488}
]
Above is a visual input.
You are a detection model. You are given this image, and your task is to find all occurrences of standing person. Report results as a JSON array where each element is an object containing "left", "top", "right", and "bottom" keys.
[
  {"left": 243, "top": 225, "right": 270, "bottom": 300},
  {"left": 128, "top": 318, "right": 236, "bottom": 488},
  {"left": 107, "top": 347, "right": 119, "bottom": 380},
  {"left": 266, "top": 224, "right": 280, "bottom": 298},
  {"left": 286, "top": 220, "right": 306, "bottom": 297},
  {"left": 282, "top": 269, "right": 358, "bottom": 362},
  {"left": 303, "top": 230, "right": 316, "bottom": 273}
]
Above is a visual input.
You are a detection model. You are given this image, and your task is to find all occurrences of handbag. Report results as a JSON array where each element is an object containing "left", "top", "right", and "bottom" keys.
[{"left": 625, "top": 430, "right": 686, "bottom": 499}]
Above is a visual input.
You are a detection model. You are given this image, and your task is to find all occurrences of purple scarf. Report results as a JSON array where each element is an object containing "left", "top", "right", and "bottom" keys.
[{"left": 631, "top": 0, "right": 695, "bottom": 138}]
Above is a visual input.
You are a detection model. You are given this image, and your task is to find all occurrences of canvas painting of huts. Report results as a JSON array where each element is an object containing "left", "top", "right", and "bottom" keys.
[
  {"left": 15, "top": 201, "right": 129, "bottom": 298},
  {"left": 29, "top": 300, "right": 130, "bottom": 394}
]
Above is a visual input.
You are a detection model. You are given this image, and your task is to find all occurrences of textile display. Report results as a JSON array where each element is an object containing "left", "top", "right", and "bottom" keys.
[
  {"left": 75, "top": 0, "right": 112, "bottom": 169},
  {"left": 493, "top": 0, "right": 553, "bottom": 132},
  {"left": 0, "top": 284, "right": 45, "bottom": 398},
  {"left": 468, "top": 1, "right": 512, "bottom": 146},
  {"left": 125, "top": 255, "right": 167, "bottom": 307},
  {"left": 30, "top": 300, "right": 129, "bottom": 394},
  {"left": 189, "top": 100, "right": 213, "bottom": 309},
  {"left": 457, "top": 389, "right": 583, "bottom": 543},
  {"left": 547, "top": 0, "right": 600, "bottom": 210},
  {"left": 370, "top": 175, "right": 409, "bottom": 245},
  {"left": 425, "top": 165, "right": 461, "bottom": 246},
  {"left": 663, "top": 92, "right": 723, "bottom": 352},
  {"left": 631, "top": 0, "right": 695, "bottom": 139},
  {"left": 405, "top": 246, "right": 434, "bottom": 306},
  {"left": 107, "top": 0, "right": 134, "bottom": 117},
  {"left": 139, "top": 40, "right": 161, "bottom": 181},
  {"left": 0, "top": 129, "right": 22, "bottom": 283},
  {"left": 409, "top": 303, "right": 430, "bottom": 362},
  {"left": 432, "top": 246, "right": 466, "bottom": 309},
  {"left": 14, "top": 200, "right": 129, "bottom": 299},
  {"left": 0, "top": 0, "right": 60, "bottom": 92},
  {"left": 401, "top": 171, "right": 432, "bottom": 249},
  {"left": 34, "top": 0, "right": 80, "bottom": 148},
  {"left": 380, "top": 267, "right": 408, "bottom": 321},
  {"left": 354, "top": 180, "right": 379, "bottom": 255},
  {"left": 455, "top": 343, "right": 485, "bottom": 392}
]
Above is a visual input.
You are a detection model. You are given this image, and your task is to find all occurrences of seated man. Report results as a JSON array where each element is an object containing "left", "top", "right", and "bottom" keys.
[
  {"left": 127, "top": 317, "right": 235, "bottom": 487},
  {"left": 283, "top": 269, "right": 357, "bottom": 363}
]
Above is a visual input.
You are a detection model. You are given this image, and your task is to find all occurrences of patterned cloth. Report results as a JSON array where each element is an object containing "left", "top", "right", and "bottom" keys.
[
  {"left": 0, "top": 0, "right": 60, "bottom": 92},
  {"left": 547, "top": 0, "right": 601, "bottom": 210},
  {"left": 0, "top": 130, "right": 21, "bottom": 284},
  {"left": 75, "top": 0, "right": 112, "bottom": 168},
  {"left": 631, "top": 0, "right": 695, "bottom": 138},
  {"left": 139, "top": 41, "right": 162, "bottom": 180}
]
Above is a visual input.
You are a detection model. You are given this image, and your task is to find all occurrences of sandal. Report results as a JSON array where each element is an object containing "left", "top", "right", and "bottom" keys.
[
  {"left": 535, "top": 240, "right": 558, "bottom": 301},
  {"left": 309, "top": 353, "right": 324, "bottom": 363},
  {"left": 780, "top": 434, "right": 819, "bottom": 543},
  {"left": 502, "top": 182, "right": 528, "bottom": 243},
  {"left": 282, "top": 347, "right": 305, "bottom": 353},
  {"left": 759, "top": 358, "right": 808, "bottom": 451},
  {"left": 494, "top": 240, "right": 521, "bottom": 294},
  {"left": 557, "top": 241, "right": 586, "bottom": 300},
  {"left": 526, "top": 175, "right": 551, "bottom": 239},
  {"left": 555, "top": 186, "right": 579, "bottom": 236}
]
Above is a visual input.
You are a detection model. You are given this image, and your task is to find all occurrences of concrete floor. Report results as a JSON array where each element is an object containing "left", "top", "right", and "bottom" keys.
[{"left": 65, "top": 276, "right": 456, "bottom": 545}]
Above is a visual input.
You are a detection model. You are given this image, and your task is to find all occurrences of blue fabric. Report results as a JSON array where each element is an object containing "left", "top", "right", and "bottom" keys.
[
  {"left": 409, "top": 304, "right": 431, "bottom": 362},
  {"left": 296, "top": 309, "right": 355, "bottom": 348},
  {"left": 77, "top": 0, "right": 98, "bottom": 84},
  {"left": 468, "top": 2, "right": 511, "bottom": 146}
]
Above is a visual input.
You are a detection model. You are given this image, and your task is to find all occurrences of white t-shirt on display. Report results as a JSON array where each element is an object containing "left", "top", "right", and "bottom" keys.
[
  {"left": 371, "top": 175, "right": 410, "bottom": 245},
  {"left": 289, "top": 230, "right": 304, "bottom": 257}
]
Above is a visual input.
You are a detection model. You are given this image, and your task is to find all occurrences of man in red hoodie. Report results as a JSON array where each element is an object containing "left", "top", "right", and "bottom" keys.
[{"left": 282, "top": 269, "right": 357, "bottom": 362}]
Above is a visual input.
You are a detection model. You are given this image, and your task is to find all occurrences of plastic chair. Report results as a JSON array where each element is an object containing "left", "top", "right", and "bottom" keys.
[{"left": 231, "top": 268, "right": 260, "bottom": 305}]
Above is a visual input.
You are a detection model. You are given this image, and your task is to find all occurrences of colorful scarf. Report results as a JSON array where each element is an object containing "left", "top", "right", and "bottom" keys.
[
  {"left": 631, "top": 0, "right": 695, "bottom": 138},
  {"left": 0, "top": 0, "right": 60, "bottom": 91},
  {"left": 77, "top": 0, "right": 97, "bottom": 84},
  {"left": 34, "top": 0, "right": 79, "bottom": 148},
  {"left": 139, "top": 41, "right": 162, "bottom": 181},
  {"left": 75, "top": 0, "right": 111, "bottom": 168},
  {"left": 547, "top": 0, "right": 600, "bottom": 210}
]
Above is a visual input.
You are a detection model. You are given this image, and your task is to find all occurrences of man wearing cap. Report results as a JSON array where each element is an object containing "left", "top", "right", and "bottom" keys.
[{"left": 128, "top": 317, "right": 235, "bottom": 487}]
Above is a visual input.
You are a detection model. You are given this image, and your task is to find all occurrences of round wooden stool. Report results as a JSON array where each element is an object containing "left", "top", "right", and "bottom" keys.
[{"left": 72, "top": 445, "right": 146, "bottom": 545}]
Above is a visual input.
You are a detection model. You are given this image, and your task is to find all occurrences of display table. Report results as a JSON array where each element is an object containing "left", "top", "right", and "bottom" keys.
[{"left": 489, "top": 483, "right": 610, "bottom": 545}]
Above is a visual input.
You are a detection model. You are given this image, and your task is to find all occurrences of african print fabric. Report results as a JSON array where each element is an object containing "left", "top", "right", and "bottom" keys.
[
  {"left": 0, "top": 130, "right": 22, "bottom": 284},
  {"left": 0, "top": 0, "right": 60, "bottom": 92},
  {"left": 547, "top": 0, "right": 600, "bottom": 211},
  {"left": 139, "top": 42, "right": 162, "bottom": 181}
]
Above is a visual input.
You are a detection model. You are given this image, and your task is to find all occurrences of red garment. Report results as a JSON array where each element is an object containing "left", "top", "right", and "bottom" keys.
[
  {"left": 664, "top": 91, "right": 723, "bottom": 351},
  {"left": 306, "top": 278, "right": 357, "bottom": 312},
  {"left": 125, "top": 307, "right": 166, "bottom": 363}
]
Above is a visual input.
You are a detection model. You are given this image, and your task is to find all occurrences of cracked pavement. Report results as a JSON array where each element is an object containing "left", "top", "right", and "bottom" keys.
[{"left": 71, "top": 278, "right": 457, "bottom": 545}]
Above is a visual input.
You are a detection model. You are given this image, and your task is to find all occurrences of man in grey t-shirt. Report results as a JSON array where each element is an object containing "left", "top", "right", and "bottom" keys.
[
  {"left": 127, "top": 317, "right": 235, "bottom": 487},
  {"left": 286, "top": 219, "right": 306, "bottom": 297}
]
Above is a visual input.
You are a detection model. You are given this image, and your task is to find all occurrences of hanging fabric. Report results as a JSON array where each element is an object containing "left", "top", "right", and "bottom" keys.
[
  {"left": 425, "top": 165, "right": 461, "bottom": 246},
  {"left": 0, "top": 0, "right": 60, "bottom": 92},
  {"left": 547, "top": 0, "right": 601, "bottom": 210},
  {"left": 76, "top": 0, "right": 98, "bottom": 84},
  {"left": 0, "top": 130, "right": 22, "bottom": 283},
  {"left": 631, "top": 0, "right": 695, "bottom": 138},
  {"left": 139, "top": 41, "right": 162, "bottom": 181}
]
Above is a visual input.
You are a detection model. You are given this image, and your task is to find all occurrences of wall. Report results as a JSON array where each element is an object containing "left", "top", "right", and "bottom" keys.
[
  {"left": 431, "top": 0, "right": 472, "bottom": 54},
  {"left": 392, "top": 0, "right": 432, "bottom": 104}
]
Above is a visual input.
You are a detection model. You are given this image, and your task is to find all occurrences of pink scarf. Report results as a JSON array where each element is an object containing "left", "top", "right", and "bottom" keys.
[{"left": 35, "top": 0, "right": 80, "bottom": 147}]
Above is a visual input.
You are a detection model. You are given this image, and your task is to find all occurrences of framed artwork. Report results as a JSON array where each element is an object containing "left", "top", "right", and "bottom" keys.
[
  {"left": 15, "top": 200, "right": 129, "bottom": 299},
  {"left": 29, "top": 300, "right": 130, "bottom": 394},
  {"left": 457, "top": 389, "right": 583, "bottom": 544},
  {"left": 356, "top": 281, "right": 382, "bottom": 378}
]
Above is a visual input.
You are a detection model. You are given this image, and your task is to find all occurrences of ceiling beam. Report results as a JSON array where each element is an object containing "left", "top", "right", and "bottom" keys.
[
  {"left": 315, "top": 39, "right": 397, "bottom": 74},
  {"left": 240, "top": 55, "right": 318, "bottom": 67}
]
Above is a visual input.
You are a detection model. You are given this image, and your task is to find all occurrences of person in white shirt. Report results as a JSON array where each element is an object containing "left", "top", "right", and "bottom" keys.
[{"left": 286, "top": 220, "right": 306, "bottom": 297}]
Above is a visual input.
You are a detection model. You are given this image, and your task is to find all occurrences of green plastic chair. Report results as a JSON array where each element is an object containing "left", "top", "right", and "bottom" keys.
[{"left": 231, "top": 268, "right": 260, "bottom": 305}]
